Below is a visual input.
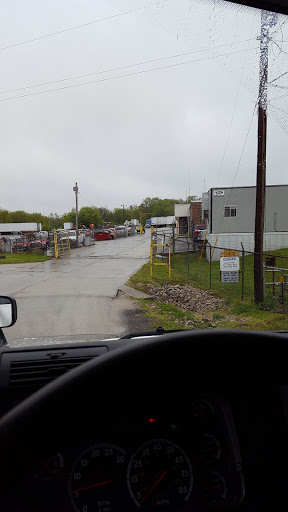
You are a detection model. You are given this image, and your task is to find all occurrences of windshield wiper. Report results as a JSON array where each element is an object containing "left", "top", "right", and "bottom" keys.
[{"left": 120, "top": 326, "right": 191, "bottom": 339}]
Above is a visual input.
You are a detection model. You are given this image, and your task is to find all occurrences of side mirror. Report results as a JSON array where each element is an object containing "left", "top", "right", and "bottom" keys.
[{"left": 0, "top": 296, "right": 17, "bottom": 328}]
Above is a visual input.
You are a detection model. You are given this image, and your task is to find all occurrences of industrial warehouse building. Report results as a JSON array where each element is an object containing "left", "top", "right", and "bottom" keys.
[{"left": 202, "top": 185, "right": 288, "bottom": 260}]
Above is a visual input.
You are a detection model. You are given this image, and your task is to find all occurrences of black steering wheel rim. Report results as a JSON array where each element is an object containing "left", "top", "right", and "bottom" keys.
[{"left": 0, "top": 329, "right": 285, "bottom": 499}]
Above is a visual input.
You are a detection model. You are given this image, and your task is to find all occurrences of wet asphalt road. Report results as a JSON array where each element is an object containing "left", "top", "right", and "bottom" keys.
[{"left": 0, "top": 232, "right": 151, "bottom": 345}]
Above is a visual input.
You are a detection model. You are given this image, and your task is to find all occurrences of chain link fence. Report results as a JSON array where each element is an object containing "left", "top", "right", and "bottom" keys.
[{"left": 151, "top": 228, "right": 288, "bottom": 306}]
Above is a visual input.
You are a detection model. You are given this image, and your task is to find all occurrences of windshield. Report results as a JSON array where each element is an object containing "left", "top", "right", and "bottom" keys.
[{"left": 0, "top": 0, "right": 287, "bottom": 346}]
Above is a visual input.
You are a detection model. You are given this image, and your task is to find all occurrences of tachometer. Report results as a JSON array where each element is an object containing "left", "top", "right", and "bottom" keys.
[
  {"left": 69, "top": 443, "right": 126, "bottom": 512},
  {"left": 127, "top": 438, "right": 193, "bottom": 509}
]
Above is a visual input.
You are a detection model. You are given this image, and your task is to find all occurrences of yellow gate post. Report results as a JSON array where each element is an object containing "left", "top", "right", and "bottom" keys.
[
  {"left": 150, "top": 226, "right": 171, "bottom": 279},
  {"left": 54, "top": 229, "right": 58, "bottom": 258},
  {"left": 204, "top": 235, "right": 218, "bottom": 280},
  {"left": 196, "top": 230, "right": 207, "bottom": 277}
]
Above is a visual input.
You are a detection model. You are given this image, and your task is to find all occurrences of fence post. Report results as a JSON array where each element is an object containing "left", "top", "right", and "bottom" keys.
[
  {"left": 187, "top": 240, "right": 190, "bottom": 279},
  {"left": 209, "top": 244, "right": 212, "bottom": 289},
  {"left": 280, "top": 274, "right": 284, "bottom": 306},
  {"left": 241, "top": 243, "right": 245, "bottom": 301},
  {"left": 172, "top": 225, "right": 175, "bottom": 268}
]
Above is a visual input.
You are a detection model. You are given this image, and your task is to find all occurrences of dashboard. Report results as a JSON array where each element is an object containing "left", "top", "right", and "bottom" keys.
[
  {"left": 7, "top": 397, "right": 245, "bottom": 511},
  {"left": 0, "top": 330, "right": 287, "bottom": 511}
]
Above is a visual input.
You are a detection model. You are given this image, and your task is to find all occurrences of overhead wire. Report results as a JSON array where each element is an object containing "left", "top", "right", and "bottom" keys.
[
  {"left": 272, "top": 40, "right": 288, "bottom": 56},
  {"left": 268, "top": 70, "right": 288, "bottom": 84},
  {"left": 0, "top": 38, "right": 256, "bottom": 96},
  {"left": 216, "top": 17, "right": 256, "bottom": 187},
  {"left": 215, "top": 98, "right": 259, "bottom": 235},
  {"left": 78, "top": 192, "right": 97, "bottom": 208},
  {"left": 269, "top": 104, "right": 288, "bottom": 115},
  {"left": 0, "top": 2, "right": 162, "bottom": 52},
  {"left": 0, "top": 46, "right": 258, "bottom": 103}
]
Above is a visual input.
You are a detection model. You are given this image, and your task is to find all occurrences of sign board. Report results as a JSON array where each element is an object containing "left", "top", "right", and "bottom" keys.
[
  {"left": 220, "top": 250, "right": 239, "bottom": 258},
  {"left": 221, "top": 271, "right": 239, "bottom": 283},
  {"left": 220, "top": 256, "right": 240, "bottom": 271},
  {"left": 220, "top": 251, "right": 240, "bottom": 282},
  {"left": 214, "top": 189, "right": 225, "bottom": 197}
]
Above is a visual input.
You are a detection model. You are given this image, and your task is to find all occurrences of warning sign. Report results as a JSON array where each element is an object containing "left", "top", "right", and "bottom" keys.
[
  {"left": 220, "top": 256, "right": 240, "bottom": 271},
  {"left": 220, "top": 250, "right": 239, "bottom": 257},
  {"left": 221, "top": 271, "right": 239, "bottom": 283},
  {"left": 220, "top": 252, "right": 240, "bottom": 283}
]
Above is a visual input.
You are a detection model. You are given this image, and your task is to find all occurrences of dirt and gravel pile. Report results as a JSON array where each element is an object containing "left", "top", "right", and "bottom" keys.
[{"left": 146, "top": 284, "right": 224, "bottom": 314}]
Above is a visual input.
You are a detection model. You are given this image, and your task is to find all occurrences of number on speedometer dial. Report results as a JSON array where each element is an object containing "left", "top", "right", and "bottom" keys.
[
  {"left": 127, "top": 438, "right": 193, "bottom": 509},
  {"left": 69, "top": 443, "right": 126, "bottom": 512}
]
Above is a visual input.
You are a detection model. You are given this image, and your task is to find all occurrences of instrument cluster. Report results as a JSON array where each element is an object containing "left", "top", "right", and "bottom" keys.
[{"left": 29, "top": 397, "right": 244, "bottom": 512}]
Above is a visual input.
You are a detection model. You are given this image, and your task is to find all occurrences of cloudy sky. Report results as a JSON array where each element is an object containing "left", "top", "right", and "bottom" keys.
[{"left": 0, "top": 0, "right": 287, "bottom": 216}]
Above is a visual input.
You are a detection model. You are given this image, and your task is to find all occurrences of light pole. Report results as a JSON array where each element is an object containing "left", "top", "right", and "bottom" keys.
[
  {"left": 73, "top": 182, "right": 79, "bottom": 245},
  {"left": 121, "top": 204, "right": 125, "bottom": 223}
]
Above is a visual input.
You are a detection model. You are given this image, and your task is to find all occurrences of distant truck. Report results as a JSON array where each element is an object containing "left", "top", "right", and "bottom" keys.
[
  {"left": 130, "top": 219, "right": 139, "bottom": 226},
  {"left": 151, "top": 216, "right": 176, "bottom": 227},
  {"left": 145, "top": 219, "right": 152, "bottom": 228},
  {"left": 64, "top": 222, "right": 73, "bottom": 230},
  {"left": 127, "top": 219, "right": 140, "bottom": 233}
]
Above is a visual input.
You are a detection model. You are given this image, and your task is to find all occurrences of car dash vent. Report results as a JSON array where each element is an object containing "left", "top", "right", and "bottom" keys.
[{"left": 1, "top": 347, "right": 108, "bottom": 388}]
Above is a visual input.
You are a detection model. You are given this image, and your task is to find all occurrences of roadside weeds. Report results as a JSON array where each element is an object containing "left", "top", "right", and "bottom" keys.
[{"left": 126, "top": 254, "right": 288, "bottom": 331}]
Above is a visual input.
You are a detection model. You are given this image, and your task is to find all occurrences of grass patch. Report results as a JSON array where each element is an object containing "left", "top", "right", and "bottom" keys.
[
  {"left": 140, "top": 300, "right": 209, "bottom": 330},
  {"left": 127, "top": 248, "right": 288, "bottom": 331},
  {"left": 0, "top": 251, "right": 51, "bottom": 264}
]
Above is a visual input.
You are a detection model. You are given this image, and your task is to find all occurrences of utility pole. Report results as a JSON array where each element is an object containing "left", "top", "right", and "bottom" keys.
[
  {"left": 121, "top": 204, "right": 125, "bottom": 224},
  {"left": 73, "top": 182, "right": 79, "bottom": 246},
  {"left": 254, "top": 10, "right": 277, "bottom": 304}
]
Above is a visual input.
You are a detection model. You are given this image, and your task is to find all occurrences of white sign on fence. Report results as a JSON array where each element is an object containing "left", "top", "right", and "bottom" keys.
[
  {"left": 221, "top": 271, "right": 239, "bottom": 283},
  {"left": 220, "top": 253, "right": 240, "bottom": 283},
  {"left": 220, "top": 256, "right": 240, "bottom": 271}
]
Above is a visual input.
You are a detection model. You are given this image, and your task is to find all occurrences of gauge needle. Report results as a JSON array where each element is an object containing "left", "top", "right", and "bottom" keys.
[
  {"left": 140, "top": 470, "right": 168, "bottom": 505},
  {"left": 73, "top": 480, "right": 112, "bottom": 493}
]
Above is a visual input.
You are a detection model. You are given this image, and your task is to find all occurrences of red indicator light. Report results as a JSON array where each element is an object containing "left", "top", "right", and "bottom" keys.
[{"left": 148, "top": 418, "right": 158, "bottom": 423}]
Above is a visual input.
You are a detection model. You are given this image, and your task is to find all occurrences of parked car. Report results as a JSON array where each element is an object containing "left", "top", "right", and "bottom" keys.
[
  {"left": 107, "top": 228, "right": 115, "bottom": 239},
  {"left": 114, "top": 225, "right": 128, "bottom": 238},
  {"left": 193, "top": 224, "right": 207, "bottom": 242},
  {"left": 12, "top": 237, "right": 29, "bottom": 252},
  {"left": 59, "top": 230, "right": 85, "bottom": 245},
  {"left": 30, "top": 233, "right": 48, "bottom": 250}
]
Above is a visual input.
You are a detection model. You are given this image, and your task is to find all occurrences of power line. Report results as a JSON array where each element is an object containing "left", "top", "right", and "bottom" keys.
[
  {"left": 0, "top": 38, "right": 255, "bottom": 96},
  {"left": 216, "top": 20, "right": 256, "bottom": 187},
  {"left": 268, "top": 70, "right": 288, "bottom": 85},
  {"left": 269, "top": 93, "right": 288, "bottom": 101},
  {"left": 79, "top": 192, "right": 98, "bottom": 208},
  {"left": 216, "top": 99, "right": 258, "bottom": 235},
  {"left": 0, "top": 3, "right": 159, "bottom": 52},
  {"left": 272, "top": 40, "right": 288, "bottom": 56},
  {"left": 270, "top": 84, "right": 288, "bottom": 90},
  {"left": 269, "top": 103, "right": 288, "bottom": 115},
  {"left": 0, "top": 46, "right": 258, "bottom": 103}
]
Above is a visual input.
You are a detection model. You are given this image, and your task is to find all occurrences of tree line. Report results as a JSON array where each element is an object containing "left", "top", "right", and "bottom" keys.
[{"left": 0, "top": 196, "right": 200, "bottom": 231}]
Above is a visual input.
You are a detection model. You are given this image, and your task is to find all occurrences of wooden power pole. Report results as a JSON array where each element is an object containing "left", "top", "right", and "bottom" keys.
[
  {"left": 73, "top": 182, "right": 79, "bottom": 246},
  {"left": 254, "top": 10, "right": 277, "bottom": 304}
]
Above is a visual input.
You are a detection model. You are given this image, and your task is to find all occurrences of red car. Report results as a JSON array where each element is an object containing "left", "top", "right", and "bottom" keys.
[{"left": 193, "top": 224, "right": 207, "bottom": 241}]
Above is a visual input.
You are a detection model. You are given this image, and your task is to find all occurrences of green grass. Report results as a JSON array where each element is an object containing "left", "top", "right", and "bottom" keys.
[
  {"left": 0, "top": 251, "right": 51, "bottom": 264},
  {"left": 127, "top": 248, "right": 288, "bottom": 330}
]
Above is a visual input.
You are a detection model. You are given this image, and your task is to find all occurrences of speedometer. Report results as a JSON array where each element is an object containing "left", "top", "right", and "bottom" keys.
[
  {"left": 69, "top": 443, "right": 126, "bottom": 512},
  {"left": 127, "top": 438, "right": 193, "bottom": 509}
]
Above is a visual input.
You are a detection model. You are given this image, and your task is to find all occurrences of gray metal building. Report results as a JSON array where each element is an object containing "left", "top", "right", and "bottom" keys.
[{"left": 203, "top": 185, "right": 288, "bottom": 234}]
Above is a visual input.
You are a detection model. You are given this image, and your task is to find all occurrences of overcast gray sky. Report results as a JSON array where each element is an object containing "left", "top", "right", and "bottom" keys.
[{"left": 0, "top": 0, "right": 287, "bottom": 216}]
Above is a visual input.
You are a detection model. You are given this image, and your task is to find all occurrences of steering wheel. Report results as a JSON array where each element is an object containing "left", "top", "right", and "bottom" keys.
[{"left": 0, "top": 329, "right": 286, "bottom": 510}]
